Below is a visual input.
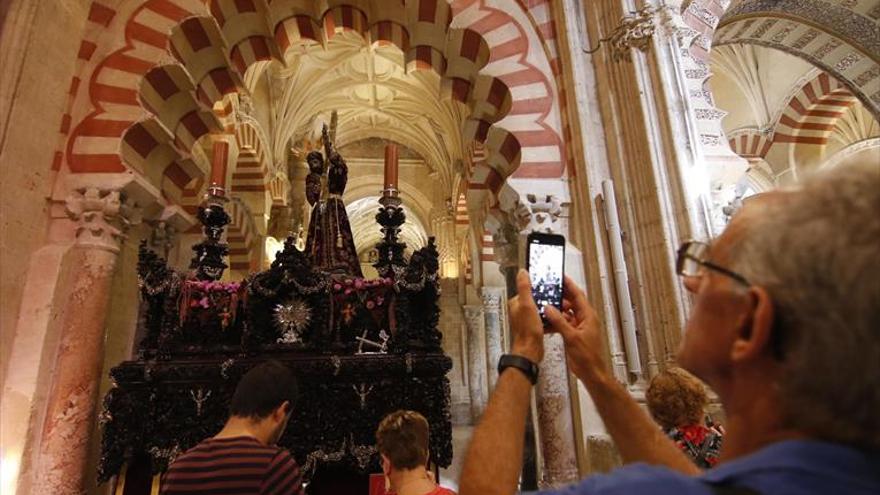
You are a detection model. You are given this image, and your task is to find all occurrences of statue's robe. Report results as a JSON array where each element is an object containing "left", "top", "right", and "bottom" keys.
[{"left": 305, "top": 155, "right": 363, "bottom": 277}]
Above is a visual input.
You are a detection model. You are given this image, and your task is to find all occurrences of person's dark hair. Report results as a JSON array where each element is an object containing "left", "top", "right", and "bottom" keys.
[
  {"left": 376, "top": 410, "right": 430, "bottom": 470},
  {"left": 229, "top": 360, "right": 298, "bottom": 419}
]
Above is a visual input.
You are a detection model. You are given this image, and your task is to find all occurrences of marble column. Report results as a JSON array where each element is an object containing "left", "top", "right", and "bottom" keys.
[
  {"left": 31, "top": 187, "right": 131, "bottom": 495},
  {"left": 481, "top": 287, "right": 505, "bottom": 392},
  {"left": 463, "top": 305, "right": 488, "bottom": 421},
  {"left": 536, "top": 334, "right": 580, "bottom": 487},
  {"left": 492, "top": 193, "right": 581, "bottom": 487}
]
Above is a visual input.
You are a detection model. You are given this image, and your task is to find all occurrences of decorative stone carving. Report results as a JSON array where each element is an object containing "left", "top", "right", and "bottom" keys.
[
  {"left": 711, "top": 180, "right": 741, "bottom": 230},
  {"left": 65, "top": 187, "right": 138, "bottom": 252},
  {"left": 656, "top": 4, "right": 699, "bottom": 44},
  {"left": 584, "top": 5, "right": 658, "bottom": 62},
  {"left": 237, "top": 93, "right": 254, "bottom": 119},
  {"left": 511, "top": 194, "right": 566, "bottom": 234}
]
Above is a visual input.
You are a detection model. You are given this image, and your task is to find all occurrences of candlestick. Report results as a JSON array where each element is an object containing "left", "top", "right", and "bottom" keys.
[
  {"left": 210, "top": 140, "right": 229, "bottom": 188},
  {"left": 383, "top": 143, "right": 398, "bottom": 194}
]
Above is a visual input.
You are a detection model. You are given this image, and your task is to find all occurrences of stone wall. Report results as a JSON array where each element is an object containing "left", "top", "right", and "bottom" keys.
[
  {"left": 0, "top": 0, "right": 92, "bottom": 391},
  {"left": 438, "top": 278, "right": 470, "bottom": 425}
]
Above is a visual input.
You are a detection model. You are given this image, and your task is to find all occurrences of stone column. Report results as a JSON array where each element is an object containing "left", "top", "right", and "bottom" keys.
[
  {"left": 31, "top": 187, "right": 132, "bottom": 495},
  {"left": 489, "top": 194, "right": 581, "bottom": 487},
  {"left": 490, "top": 218, "right": 539, "bottom": 489},
  {"left": 506, "top": 193, "right": 581, "bottom": 487},
  {"left": 463, "top": 305, "right": 488, "bottom": 421},
  {"left": 481, "top": 287, "right": 505, "bottom": 392},
  {"left": 536, "top": 335, "right": 580, "bottom": 487}
]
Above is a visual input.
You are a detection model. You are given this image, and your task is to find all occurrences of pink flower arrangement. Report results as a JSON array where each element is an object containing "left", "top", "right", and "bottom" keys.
[{"left": 187, "top": 280, "right": 242, "bottom": 294}]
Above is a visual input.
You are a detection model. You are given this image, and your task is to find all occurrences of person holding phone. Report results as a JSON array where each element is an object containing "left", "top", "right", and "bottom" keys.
[{"left": 458, "top": 160, "right": 879, "bottom": 495}]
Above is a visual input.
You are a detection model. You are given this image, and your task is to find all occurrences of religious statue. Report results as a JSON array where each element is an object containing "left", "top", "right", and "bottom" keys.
[
  {"left": 305, "top": 151, "right": 323, "bottom": 207},
  {"left": 304, "top": 125, "right": 363, "bottom": 277}
]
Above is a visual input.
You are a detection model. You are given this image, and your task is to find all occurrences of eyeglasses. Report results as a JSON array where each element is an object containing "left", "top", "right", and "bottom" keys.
[{"left": 676, "top": 240, "right": 750, "bottom": 286}]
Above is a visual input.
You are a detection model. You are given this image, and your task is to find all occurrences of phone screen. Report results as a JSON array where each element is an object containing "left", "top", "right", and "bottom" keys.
[{"left": 527, "top": 233, "right": 565, "bottom": 322}]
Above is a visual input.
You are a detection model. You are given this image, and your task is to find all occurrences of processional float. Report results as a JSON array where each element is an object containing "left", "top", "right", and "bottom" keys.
[{"left": 98, "top": 122, "right": 452, "bottom": 494}]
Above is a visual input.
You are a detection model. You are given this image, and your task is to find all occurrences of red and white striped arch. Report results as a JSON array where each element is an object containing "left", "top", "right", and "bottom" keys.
[
  {"left": 726, "top": 73, "right": 860, "bottom": 168},
  {"left": 227, "top": 198, "right": 260, "bottom": 272},
  {"left": 209, "top": 0, "right": 281, "bottom": 76},
  {"left": 65, "top": 0, "right": 206, "bottom": 176},
  {"left": 451, "top": 0, "right": 566, "bottom": 220},
  {"left": 773, "top": 73, "right": 858, "bottom": 146},
  {"left": 727, "top": 129, "right": 773, "bottom": 159},
  {"left": 62, "top": 0, "right": 571, "bottom": 264}
]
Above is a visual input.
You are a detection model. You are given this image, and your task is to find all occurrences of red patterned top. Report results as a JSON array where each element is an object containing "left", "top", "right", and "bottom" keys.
[{"left": 666, "top": 424, "right": 724, "bottom": 469}]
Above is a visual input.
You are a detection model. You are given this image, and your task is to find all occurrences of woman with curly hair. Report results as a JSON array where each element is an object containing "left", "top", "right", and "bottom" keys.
[{"left": 646, "top": 367, "right": 724, "bottom": 469}]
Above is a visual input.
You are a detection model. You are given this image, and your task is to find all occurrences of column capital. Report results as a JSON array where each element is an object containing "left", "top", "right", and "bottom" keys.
[
  {"left": 65, "top": 186, "right": 140, "bottom": 252},
  {"left": 512, "top": 193, "right": 567, "bottom": 234},
  {"left": 480, "top": 287, "right": 504, "bottom": 314},
  {"left": 54, "top": 172, "right": 197, "bottom": 250},
  {"left": 463, "top": 304, "right": 485, "bottom": 323}
]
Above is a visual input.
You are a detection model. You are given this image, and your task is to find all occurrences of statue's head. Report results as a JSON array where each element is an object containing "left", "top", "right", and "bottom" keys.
[
  {"left": 306, "top": 151, "right": 324, "bottom": 173},
  {"left": 329, "top": 151, "right": 346, "bottom": 168}
]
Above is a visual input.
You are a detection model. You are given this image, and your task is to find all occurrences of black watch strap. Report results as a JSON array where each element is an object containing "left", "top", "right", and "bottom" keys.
[{"left": 498, "top": 354, "right": 539, "bottom": 385}]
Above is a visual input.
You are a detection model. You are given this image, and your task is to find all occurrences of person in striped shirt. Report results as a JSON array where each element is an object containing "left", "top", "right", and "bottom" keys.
[{"left": 160, "top": 360, "right": 304, "bottom": 495}]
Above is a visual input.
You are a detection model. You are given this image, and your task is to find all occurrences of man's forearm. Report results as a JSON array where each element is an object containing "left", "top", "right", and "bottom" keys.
[
  {"left": 582, "top": 370, "right": 700, "bottom": 475},
  {"left": 459, "top": 369, "right": 533, "bottom": 495}
]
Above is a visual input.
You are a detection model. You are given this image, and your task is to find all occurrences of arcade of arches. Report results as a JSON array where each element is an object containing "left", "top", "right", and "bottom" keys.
[{"left": 0, "top": 0, "right": 877, "bottom": 493}]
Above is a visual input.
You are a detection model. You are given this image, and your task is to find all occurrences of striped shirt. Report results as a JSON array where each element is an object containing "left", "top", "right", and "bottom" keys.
[{"left": 160, "top": 436, "right": 304, "bottom": 495}]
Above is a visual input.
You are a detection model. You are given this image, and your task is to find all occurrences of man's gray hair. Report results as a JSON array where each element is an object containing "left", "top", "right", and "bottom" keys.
[{"left": 729, "top": 160, "right": 880, "bottom": 449}]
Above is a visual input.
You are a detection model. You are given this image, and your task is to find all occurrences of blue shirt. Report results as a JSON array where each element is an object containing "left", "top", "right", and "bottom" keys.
[{"left": 537, "top": 440, "right": 880, "bottom": 495}]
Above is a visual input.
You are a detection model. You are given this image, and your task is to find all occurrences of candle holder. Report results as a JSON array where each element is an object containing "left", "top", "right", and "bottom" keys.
[
  {"left": 373, "top": 189, "right": 406, "bottom": 278},
  {"left": 189, "top": 183, "right": 230, "bottom": 281}
]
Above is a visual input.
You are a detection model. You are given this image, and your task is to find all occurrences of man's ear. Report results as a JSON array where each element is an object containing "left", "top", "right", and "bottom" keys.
[
  {"left": 730, "top": 286, "right": 775, "bottom": 362},
  {"left": 380, "top": 454, "right": 392, "bottom": 476},
  {"left": 275, "top": 400, "right": 292, "bottom": 420}
]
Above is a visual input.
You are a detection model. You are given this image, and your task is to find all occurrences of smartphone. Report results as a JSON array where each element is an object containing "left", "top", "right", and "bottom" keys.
[{"left": 526, "top": 232, "right": 565, "bottom": 323}]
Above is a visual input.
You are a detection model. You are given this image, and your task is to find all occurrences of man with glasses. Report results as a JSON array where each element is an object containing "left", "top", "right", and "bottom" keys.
[{"left": 458, "top": 160, "right": 879, "bottom": 495}]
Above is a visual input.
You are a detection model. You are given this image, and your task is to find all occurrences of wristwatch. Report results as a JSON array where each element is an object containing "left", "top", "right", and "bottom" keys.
[{"left": 498, "top": 354, "right": 539, "bottom": 385}]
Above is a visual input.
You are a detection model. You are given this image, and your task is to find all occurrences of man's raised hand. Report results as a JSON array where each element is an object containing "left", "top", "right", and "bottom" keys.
[
  {"left": 507, "top": 269, "right": 545, "bottom": 364},
  {"left": 543, "top": 275, "right": 607, "bottom": 382}
]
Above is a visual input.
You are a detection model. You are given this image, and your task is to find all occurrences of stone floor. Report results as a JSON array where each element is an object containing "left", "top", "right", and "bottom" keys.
[{"left": 438, "top": 425, "right": 474, "bottom": 491}]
